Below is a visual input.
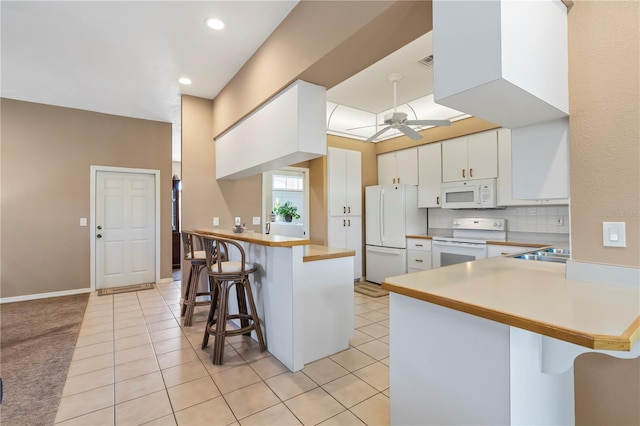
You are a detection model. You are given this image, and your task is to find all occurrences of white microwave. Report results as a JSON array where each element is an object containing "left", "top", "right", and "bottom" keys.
[{"left": 441, "top": 178, "right": 497, "bottom": 209}]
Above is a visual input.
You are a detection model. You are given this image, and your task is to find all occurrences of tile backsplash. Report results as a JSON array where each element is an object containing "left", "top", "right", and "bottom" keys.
[{"left": 429, "top": 206, "right": 570, "bottom": 234}]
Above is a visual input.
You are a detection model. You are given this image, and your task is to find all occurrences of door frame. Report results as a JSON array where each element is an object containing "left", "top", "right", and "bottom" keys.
[{"left": 89, "top": 165, "right": 161, "bottom": 291}]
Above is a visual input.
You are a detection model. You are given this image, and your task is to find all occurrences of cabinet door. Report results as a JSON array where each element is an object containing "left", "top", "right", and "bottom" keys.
[
  {"left": 328, "top": 216, "right": 362, "bottom": 280},
  {"left": 418, "top": 143, "right": 443, "bottom": 208},
  {"left": 467, "top": 130, "right": 497, "bottom": 180},
  {"left": 346, "top": 216, "right": 362, "bottom": 280},
  {"left": 328, "top": 148, "right": 348, "bottom": 216},
  {"left": 487, "top": 245, "right": 533, "bottom": 258},
  {"left": 377, "top": 152, "right": 397, "bottom": 184},
  {"left": 345, "top": 149, "right": 362, "bottom": 215},
  {"left": 442, "top": 136, "right": 468, "bottom": 182},
  {"left": 497, "top": 129, "right": 533, "bottom": 206},
  {"left": 395, "top": 147, "right": 418, "bottom": 185}
]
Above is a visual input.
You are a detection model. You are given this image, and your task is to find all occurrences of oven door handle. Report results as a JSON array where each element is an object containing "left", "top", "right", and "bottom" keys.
[{"left": 433, "top": 240, "right": 486, "bottom": 249}]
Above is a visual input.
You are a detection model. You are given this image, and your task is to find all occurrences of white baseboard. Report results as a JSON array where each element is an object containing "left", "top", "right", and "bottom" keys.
[
  {"left": 0, "top": 287, "right": 92, "bottom": 304},
  {"left": 565, "top": 260, "right": 640, "bottom": 289}
]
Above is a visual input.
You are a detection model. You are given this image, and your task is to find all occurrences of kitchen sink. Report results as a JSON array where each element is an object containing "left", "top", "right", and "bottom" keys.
[{"left": 510, "top": 248, "right": 570, "bottom": 263}]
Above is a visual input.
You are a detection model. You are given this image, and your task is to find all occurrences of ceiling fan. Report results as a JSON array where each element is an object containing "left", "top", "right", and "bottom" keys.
[{"left": 365, "top": 73, "right": 451, "bottom": 143}]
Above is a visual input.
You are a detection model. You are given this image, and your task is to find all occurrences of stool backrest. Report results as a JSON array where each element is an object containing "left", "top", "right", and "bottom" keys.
[
  {"left": 201, "top": 236, "right": 247, "bottom": 275},
  {"left": 181, "top": 231, "right": 204, "bottom": 260}
]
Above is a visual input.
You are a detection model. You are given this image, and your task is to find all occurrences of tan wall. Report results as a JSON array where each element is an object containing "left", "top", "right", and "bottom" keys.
[
  {"left": 181, "top": 95, "right": 262, "bottom": 234},
  {"left": 0, "top": 98, "right": 173, "bottom": 298},
  {"left": 568, "top": 0, "right": 639, "bottom": 267},
  {"left": 212, "top": 0, "right": 431, "bottom": 138}
]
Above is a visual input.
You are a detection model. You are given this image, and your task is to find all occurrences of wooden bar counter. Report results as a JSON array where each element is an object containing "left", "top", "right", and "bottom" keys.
[{"left": 195, "top": 228, "right": 355, "bottom": 372}]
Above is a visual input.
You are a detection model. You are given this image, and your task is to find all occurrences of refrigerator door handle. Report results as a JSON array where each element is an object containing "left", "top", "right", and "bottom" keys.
[
  {"left": 367, "top": 247, "right": 401, "bottom": 255},
  {"left": 380, "top": 189, "right": 385, "bottom": 243}
]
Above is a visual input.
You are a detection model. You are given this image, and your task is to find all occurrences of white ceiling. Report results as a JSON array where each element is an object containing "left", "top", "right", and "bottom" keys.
[
  {"left": 1, "top": 1, "right": 467, "bottom": 159},
  {"left": 1, "top": 1, "right": 298, "bottom": 161}
]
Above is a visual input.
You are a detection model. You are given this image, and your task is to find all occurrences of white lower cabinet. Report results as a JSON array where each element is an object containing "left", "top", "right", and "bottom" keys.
[
  {"left": 329, "top": 216, "right": 362, "bottom": 280},
  {"left": 407, "top": 238, "right": 432, "bottom": 273},
  {"left": 487, "top": 244, "right": 534, "bottom": 258}
]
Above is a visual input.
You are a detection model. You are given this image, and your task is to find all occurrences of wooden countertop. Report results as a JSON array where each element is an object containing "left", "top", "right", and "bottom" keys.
[
  {"left": 382, "top": 256, "right": 640, "bottom": 351},
  {"left": 303, "top": 245, "right": 355, "bottom": 262},
  {"left": 195, "top": 228, "right": 310, "bottom": 247}
]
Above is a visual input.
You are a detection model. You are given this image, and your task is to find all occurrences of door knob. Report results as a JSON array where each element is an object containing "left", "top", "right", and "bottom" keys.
[
  {"left": 97, "top": 234, "right": 102, "bottom": 238},
  {"left": 97, "top": 226, "right": 102, "bottom": 230}
]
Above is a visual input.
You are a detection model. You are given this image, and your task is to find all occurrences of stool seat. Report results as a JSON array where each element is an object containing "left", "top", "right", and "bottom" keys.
[{"left": 200, "top": 236, "right": 265, "bottom": 365}]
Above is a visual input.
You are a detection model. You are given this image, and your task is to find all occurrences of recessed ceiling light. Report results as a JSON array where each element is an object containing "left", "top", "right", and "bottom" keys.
[
  {"left": 178, "top": 77, "right": 192, "bottom": 85},
  {"left": 205, "top": 17, "right": 225, "bottom": 30}
]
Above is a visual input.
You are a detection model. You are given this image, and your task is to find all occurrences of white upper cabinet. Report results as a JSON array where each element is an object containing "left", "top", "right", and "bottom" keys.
[
  {"left": 328, "top": 147, "right": 361, "bottom": 216},
  {"left": 418, "top": 143, "right": 443, "bottom": 208},
  {"left": 433, "top": 0, "right": 568, "bottom": 129},
  {"left": 497, "top": 127, "right": 569, "bottom": 206},
  {"left": 378, "top": 147, "right": 418, "bottom": 185},
  {"left": 442, "top": 130, "right": 497, "bottom": 182}
]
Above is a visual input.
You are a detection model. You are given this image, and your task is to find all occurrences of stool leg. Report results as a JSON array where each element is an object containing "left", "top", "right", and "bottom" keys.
[
  {"left": 183, "top": 264, "right": 201, "bottom": 326},
  {"left": 243, "top": 277, "right": 266, "bottom": 352},
  {"left": 202, "top": 277, "right": 220, "bottom": 349},
  {"left": 235, "top": 280, "right": 250, "bottom": 335},
  {"left": 180, "top": 264, "right": 194, "bottom": 317},
  {"left": 212, "top": 280, "right": 230, "bottom": 365}
]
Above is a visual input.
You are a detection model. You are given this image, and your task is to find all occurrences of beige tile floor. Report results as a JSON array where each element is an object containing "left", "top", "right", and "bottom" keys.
[{"left": 54, "top": 277, "right": 390, "bottom": 426}]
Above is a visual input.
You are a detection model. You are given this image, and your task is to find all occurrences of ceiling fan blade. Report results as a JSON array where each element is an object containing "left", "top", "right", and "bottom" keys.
[
  {"left": 405, "top": 119, "right": 452, "bottom": 127},
  {"left": 365, "top": 126, "right": 392, "bottom": 142},
  {"left": 398, "top": 125, "right": 423, "bottom": 141}
]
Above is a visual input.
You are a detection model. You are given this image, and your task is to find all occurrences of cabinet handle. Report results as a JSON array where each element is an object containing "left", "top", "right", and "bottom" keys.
[
  {"left": 437, "top": 196, "right": 440, "bottom": 205},
  {"left": 343, "top": 219, "right": 346, "bottom": 227},
  {"left": 501, "top": 252, "right": 510, "bottom": 255},
  {"left": 348, "top": 206, "right": 350, "bottom": 214},
  {"left": 416, "top": 244, "right": 423, "bottom": 247},
  {"left": 348, "top": 219, "right": 351, "bottom": 226},
  {"left": 470, "top": 168, "right": 473, "bottom": 178},
  {"left": 415, "top": 259, "right": 423, "bottom": 263},
  {"left": 398, "top": 177, "right": 401, "bottom": 183},
  {"left": 462, "top": 169, "right": 466, "bottom": 178},
  {"left": 393, "top": 178, "right": 396, "bottom": 184},
  {"left": 343, "top": 206, "right": 346, "bottom": 214}
]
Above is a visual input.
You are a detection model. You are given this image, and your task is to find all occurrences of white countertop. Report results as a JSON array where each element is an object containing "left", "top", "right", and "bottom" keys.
[{"left": 382, "top": 256, "right": 640, "bottom": 351}]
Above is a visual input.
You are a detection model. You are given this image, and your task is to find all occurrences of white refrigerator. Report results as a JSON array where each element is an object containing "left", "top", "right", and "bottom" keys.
[{"left": 365, "top": 184, "right": 427, "bottom": 284}]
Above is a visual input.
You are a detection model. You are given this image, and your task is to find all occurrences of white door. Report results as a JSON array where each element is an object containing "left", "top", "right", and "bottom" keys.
[
  {"left": 365, "top": 186, "right": 382, "bottom": 246},
  {"left": 381, "top": 185, "right": 406, "bottom": 249},
  {"left": 96, "top": 171, "right": 156, "bottom": 289}
]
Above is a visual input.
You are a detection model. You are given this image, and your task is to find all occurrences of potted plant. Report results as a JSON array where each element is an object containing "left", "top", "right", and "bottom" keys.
[{"left": 273, "top": 201, "right": 300, "bottom": 223}]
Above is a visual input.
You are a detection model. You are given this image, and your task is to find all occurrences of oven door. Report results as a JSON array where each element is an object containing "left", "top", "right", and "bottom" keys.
[{"left": 432, "top": 239, "right": 487, "bottom": 268}]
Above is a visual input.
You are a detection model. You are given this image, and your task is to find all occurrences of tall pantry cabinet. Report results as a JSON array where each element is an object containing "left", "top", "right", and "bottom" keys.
[{"left": 327, "top": 147, "right": 362, "bottom": 281}]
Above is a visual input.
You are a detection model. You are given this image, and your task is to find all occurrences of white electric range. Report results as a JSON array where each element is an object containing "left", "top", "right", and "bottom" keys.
[{"left": 432, "top": 218, "right": 506, "bottom": 268}]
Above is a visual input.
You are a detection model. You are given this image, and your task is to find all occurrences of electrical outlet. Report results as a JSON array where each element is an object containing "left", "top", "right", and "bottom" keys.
[
  {"left": 213, "top": 217, "right": 219, "bottom": 226},
  {"left": 79, "top": 218, "right": 87, "bottom": 227},
  {"left": 252, "top": 216, "right": 260, "bottom": 225},
  {"left": 235, "top": 217, "right": 241, "bottom": 226}
]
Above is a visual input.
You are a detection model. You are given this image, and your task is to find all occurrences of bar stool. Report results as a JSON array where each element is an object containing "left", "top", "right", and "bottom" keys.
[
  {"left": 180, "top": 231, "right": 212, "bottom": 326},
  {"left": 201, "top": 236, "right": 266, "bottom": 365}
]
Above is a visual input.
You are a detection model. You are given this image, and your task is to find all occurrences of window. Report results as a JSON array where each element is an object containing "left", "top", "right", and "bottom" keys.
[{"left": 272, "top": 174, "right": 303, "bottom": 223}]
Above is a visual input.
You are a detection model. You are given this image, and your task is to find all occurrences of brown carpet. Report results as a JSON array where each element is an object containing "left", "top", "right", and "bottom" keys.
[
  {"left": 355, "top": 282, "right": 389, "bottom": 298},
  {"left": 0, "top": 293, "right": 89, "bottom": 426}
]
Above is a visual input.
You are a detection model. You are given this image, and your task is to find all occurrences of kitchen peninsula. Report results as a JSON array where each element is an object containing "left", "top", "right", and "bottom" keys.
[
  {"left": 382, "top": 256, "right": 640, "bottom": 425},
  {"left": 195, "top": 228, "right": 355, "bottom": 372}
]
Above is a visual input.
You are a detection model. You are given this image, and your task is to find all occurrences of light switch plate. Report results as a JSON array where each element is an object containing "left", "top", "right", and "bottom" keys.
[
  {"left": 213, "top": 217, "right": 219, "bottom": 226},
  {"left": 252, "top": 216, "right": 260, "bottom": 225},
  {"left": 603, "top": 222, "right": 626, "bottom": 247},
  {"left": 79, "top": 217, "right": 87, "bottom": 227},
  {"left": 235, "top": 217, "right": 241, "bottom": 226}
]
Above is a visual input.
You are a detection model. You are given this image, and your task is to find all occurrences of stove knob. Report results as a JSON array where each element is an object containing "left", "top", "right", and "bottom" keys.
[{"left": 493, "top": 222, "right": 498, "bottom": 227}]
